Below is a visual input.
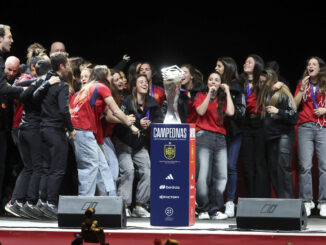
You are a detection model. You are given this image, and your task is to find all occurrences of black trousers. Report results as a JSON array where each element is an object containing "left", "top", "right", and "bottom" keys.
[
  {"left": 266, "top": 130, "right": 296, "bottom": 198},
  {"left": 40, "top": 127, "right": 68, "bottom": 205},
  {"left": 0, "top": 130, "right": 7, "bottom": 203},
  {"left": 241, "top": 118, "right": 270, "bottom": 198},
  {"left": 11, "top": 128, "right": 43, "bottom": 203}
]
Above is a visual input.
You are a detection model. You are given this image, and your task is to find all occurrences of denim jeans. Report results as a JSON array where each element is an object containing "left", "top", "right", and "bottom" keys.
[
  {"left": 226, "top": 133, "right": 242, "bottom": 201},
  {"left": 73, "top": 130, "right": 116, "bottom": 196},
  {"left": 103, "top": 137, "right": 119, "bottom": 190},
  {"left": 298, "top": 122, "right": 326, "bottom": 202},
  {"left": 114, "top": 138, "right": 150, "bottom": 207},
  {"left": 195, "top": 130, "right": 227, "bottom": 214}
]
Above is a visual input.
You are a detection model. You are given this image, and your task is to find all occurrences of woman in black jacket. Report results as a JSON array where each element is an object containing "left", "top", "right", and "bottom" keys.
[
  {"left": 215, "top": 57, "right": 246, "bottom": 217},
  {"left": 178, "top": 64, "right": 205, "bottom": 123},
  {"left": 258, "top": 69, "right": 298, "bottom": 198},
  {"left": 113, "top": 74, "right": 163, "bottom": 218}
]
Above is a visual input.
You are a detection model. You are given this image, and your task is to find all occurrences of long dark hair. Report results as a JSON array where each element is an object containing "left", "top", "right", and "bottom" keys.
[
  {"left": 180, "top": 64, "right": 204, "bottom": 86},
  {"left": 302, "top": 56, "right": 326, "bottom": 81},
  {"left": 131, "top": 74, "right": 149, "bottom": 114},
  {"left": 109, "top": 68, "right": 124, "bottom": 105},
  {"left": 138, "top": 61, "right": 163, "bottom": 87},
  {"left": 206, "top": 71, "right": 226, "bottom": 125},
  {"left": 217, "top": 57, "right": 239, "bottom": 86},
  {"left": 240, "top": 54, "right": 264, "bottom": 95}
]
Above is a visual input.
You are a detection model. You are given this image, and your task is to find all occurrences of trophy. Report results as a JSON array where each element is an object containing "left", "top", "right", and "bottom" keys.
[{"left": 161, "top": 65, "right": 185, "bottom": 124}]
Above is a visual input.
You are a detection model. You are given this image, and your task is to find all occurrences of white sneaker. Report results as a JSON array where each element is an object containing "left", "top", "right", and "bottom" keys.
[
  {"left": 317, "top": 203, "right": 326, "bottom": 217},
  {"left": 304, "top": 201, "right": 315, "bottom": 217},
  {"left": 131, "top": 206, "right": 150, "bottom": 218},
  {"left": 125, "top": 208, "right": 131, "bottom": 218},
  {"left": 225, "top": 201, "right": 235, "bottom": 217},
  {"left": 198, "top": 212, "right": 210, "bottom": 220},
  {"left": 210, "top": 211, "right": 228, "bottom": 220}
]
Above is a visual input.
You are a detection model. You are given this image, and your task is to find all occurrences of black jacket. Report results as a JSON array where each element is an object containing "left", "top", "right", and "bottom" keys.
[
  {"left": 178, "top": 82, "right": 205, "bottom": 123},
  {"left": 263, "top": 92, "right": 298, "bottom": 141},
  {"left": 114, "top": 94, "right": 164, "bottom": 151},
  {"left": 33, "top": 71, "right": 73, "bottom": 132},
  {"left": 225, "top": 80, "right": 246, "bottom": 136},
  {"left": 17, "top": 77, "right": 44, "bottom": 129},
  {"left": 0, "top": 52, "right": 24, "bottom": 130}
]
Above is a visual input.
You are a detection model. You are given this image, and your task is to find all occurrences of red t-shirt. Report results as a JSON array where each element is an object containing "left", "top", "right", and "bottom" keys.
[
  {"left": 182, "top": 91, "right": 197, "bottom": 123},
  {"left": 12, "top": 73, "right": 34, "bottom": 129},
  {"left": 193, "top": 92, "right": 227, "bottom": 135},
  {"left": 246, "top": 90, "right": 262, "bottom": 115},
  {"left": 295, "top": 81, "right": 326, "bottom": 125},
  {"left": 150, "top": 84, "right": 165, "bottom": 107},
  {"left": 103, "top": 120, "right": 115, "bottom": 138},
  {"left": 70, "top": 82, "right": 112, "bottom": 133},
  {"left": 93, "top": 99, "right": 106, "bottom": 144}
]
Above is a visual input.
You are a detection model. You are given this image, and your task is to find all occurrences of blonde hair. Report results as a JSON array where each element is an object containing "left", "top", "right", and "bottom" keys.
[
  {"left": 258, "top": 69, "right": 296, "bottom": 118},
  {"left": 73, "top": 65, "right": 109, "bottom": 106}
]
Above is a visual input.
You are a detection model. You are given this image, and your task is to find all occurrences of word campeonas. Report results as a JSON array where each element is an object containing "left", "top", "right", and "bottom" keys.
[{"left": 153, "top": 127, "right": 187, "bottom": 139}]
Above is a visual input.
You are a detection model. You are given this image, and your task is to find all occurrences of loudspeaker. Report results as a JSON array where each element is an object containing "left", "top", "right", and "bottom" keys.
[
  {"left": 58, "top": 196, "right": 126, "bottom": 228},
  {"left": 236, "top": 198, "right": 307, "bottom": 231}
]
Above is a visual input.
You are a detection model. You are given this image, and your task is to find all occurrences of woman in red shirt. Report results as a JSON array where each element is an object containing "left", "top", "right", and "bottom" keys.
[
  {"left": 294, "top": 56, "right": 326, "bottom": 217},
  {"left": 194, "top": 71, "right": 234, "bottom": 220},
  {"left": 240, "top": 54, "right": 270, "bottom": 198}
]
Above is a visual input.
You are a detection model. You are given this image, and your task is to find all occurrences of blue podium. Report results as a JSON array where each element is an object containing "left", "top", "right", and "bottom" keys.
[{"left": 150, "top": 123, "right": 196, "bottom": 226}]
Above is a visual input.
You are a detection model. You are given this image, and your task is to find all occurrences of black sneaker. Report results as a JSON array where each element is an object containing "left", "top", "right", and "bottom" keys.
[
  {"left": 35, "top": 199, "right": 54, "bottom": 219},
  {"left": 40, "top": 202, "right": 58, "bottom": 220},
  {"left": 20, "top": 202, "right": 45, "bottom": 220},
  {"left": 5, "top": 200, "right": 32, "bottom": 219},
  {"left": 5, "top": 201, "right": 21, "bottom": 217}
]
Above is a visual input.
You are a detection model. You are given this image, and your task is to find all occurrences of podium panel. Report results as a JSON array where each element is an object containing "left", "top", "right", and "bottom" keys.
[{"left": 150, "top": 123, "right": 196, "bottom": 226}]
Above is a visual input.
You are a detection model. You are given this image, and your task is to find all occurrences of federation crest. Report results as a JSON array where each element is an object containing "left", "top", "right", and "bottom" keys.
[{"left": 164, "top": 142, "right": 176, "bottom": 160}]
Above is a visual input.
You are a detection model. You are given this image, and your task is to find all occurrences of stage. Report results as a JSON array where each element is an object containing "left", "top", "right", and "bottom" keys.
[{"left": 0, "top": 215, "right": 326, "bottom": 244}]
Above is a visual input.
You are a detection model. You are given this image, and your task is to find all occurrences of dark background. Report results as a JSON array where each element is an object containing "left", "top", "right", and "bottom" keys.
[{"left": 1, "top": 1, "right": 326, "bottom": 90}]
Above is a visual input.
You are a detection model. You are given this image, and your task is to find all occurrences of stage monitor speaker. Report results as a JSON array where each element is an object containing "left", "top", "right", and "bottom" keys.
[
  {"left": 58, "top": 196, "right": 126, "bottom": 228},
  {"left": 236, "top": 198, "right": 307, "bottom": 231}
]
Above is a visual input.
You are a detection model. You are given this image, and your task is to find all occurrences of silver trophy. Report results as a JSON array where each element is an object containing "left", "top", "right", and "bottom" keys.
[{"left": 161, "top": 65, "right": 185, "bottom": 124}]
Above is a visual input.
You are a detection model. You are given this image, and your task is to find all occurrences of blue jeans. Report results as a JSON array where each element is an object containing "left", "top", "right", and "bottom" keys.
[
  {"left": 103, "top": 137, "right": 119, "bottom": 190},
  {"left": 298, "top": 122, "right": 326, "bottom": 202},
  {"left": 226, "top": 133, "right": 242, "bottom": 201},
  {"left": 73, "top": 130, "right": 116, "bottom": 196},
  {"left": 195, "top": 130, "right": 227, "bottom": 214}
]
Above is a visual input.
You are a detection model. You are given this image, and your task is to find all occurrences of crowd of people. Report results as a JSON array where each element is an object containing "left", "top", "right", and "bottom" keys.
[{"left": 1, "top": 24, "right": 326, "bottom": 221}]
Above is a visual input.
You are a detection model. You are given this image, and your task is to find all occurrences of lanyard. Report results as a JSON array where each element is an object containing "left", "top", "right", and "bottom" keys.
[
  {"left": 151, "top": 84, "right": 155, "bottom": 97},
  {"left": 137, "top": 103, "right": 150, "bottom": 120},
  {"left": 245, "top": 81, "right": 253, "bottom": 101},
  {"left": 309, "top": 81, "right": 319, "bottom": 109}
]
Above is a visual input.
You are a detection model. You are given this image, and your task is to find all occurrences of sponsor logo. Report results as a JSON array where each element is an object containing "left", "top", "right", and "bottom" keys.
[
  {"left": 165, "top": 207, "right": 174, "bottom": 216},
  {"left": 165, "top": 174, "right": 174, "bottom": 180},
  {"left": 81, "top": 202, "right": 98, "bottom": 210},
  {"left": 159, "top": 185, "right": 180, "bottom": 190},
  {"left": 164, "top": 142, "right": 176, "bottom": 160},
  {"left": 190, "top": 128, "right": 196, "bottom": 138},
  {"left": 159, "top": 195, "right": 180, "bottom": 200},
  {"left": 153, "top": 127, "right": 187, "bottom": 139}
]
